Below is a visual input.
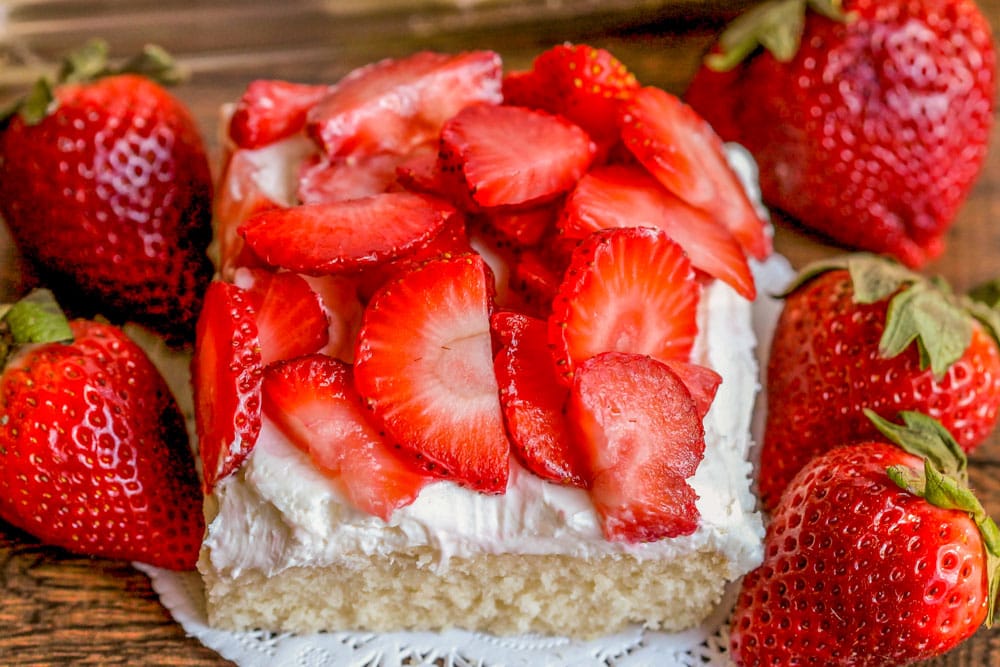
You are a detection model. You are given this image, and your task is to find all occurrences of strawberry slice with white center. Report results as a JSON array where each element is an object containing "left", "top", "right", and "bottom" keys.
[
  {"left": 193, "top": 281, "right": 264, "bottom": 491},
  {"left": 263, "top": 354, "right": 431, "bottom": 521},
  {"left": 307, "top": 50, "right": 503, "bottom": 158},
  {"left": 354, "top": 253, "right": 510, "bottom": 493},
  {"left": 296, "top": 152, "right": 404, "bottom": 204},
  {"left": 570, "top": 351, "right": 705, "bottom": 542},
  {"left": 559, "top": 164, "right": 756, "bottom": 300},
  {"left": 233, "top": 268, "right": 330, "bottom": 366},
  {"left": 229, "top": 79, "right": 330, "bottom": 149},
  {"left": 548, "top": 226, "right": 700, "bottom": 384},
  {"left": 438, "top": 104, "right": 596, "bottom": 209},
  {"left": 619, "top": 87, "right": 771, "bottom": 260},
  {"left": 492, "top": 311, "right": 587, "bottom": 486},
  {"left": 239, "top": 191, "right": 457, "bottom": 275}
]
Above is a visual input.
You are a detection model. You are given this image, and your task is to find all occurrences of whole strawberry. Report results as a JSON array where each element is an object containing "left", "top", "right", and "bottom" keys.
[
  {"left": 760, "top": 253, "right": 1000, "bottom": 509},
  {"left": 0, "top": 290, "right": 204, "bottom": 569},
  {"left": 685, "top": 0, "right": 996, "bottom": 267},
  {"left": 731, "top": 411, "right": 1000, "bottom": 666},
  {"left": 0, "top": 40, "right": 214, "bottom": 343}
]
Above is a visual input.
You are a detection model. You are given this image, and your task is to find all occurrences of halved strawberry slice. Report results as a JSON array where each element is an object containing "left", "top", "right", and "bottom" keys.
[
  {"left": 559, "top": 164, "right": 756, "bottom": 299},
  {"left": 296, "top": 152, "right": 402, "bottom": 204},
  {"left": 659, "top": 359, "right": 722, "bottom": 420},
  {"left": 570, "top": 351, "right": 705, "bottom": 542},
  {"left": 355, "top": 212, "right": 472, "bottom": 301},
  {"left": 619, "top": 87, "right": 771, "bottom": 260},
  {"left": 438, "top": 104, "right": 596, "bottom": 209},
  {"left": 262, "top": 354, "right": 431, "bottom": 521},
  {"left": 307, "top": 50, "right": 503, "bottom": 158},
  {"left": 548, "top": 226, "right": 700, "bottom": 384},
  {"left": 229, "top": 79, "right": 330, "bottom": 149},
  {"left": 193, "top": 281, "right": 264, "bottom": 491},
  {"left": 234, "top": 268, "right": 330, "bottom": 366},
  {"left": 240, "top": 191, "right": 457, "bottom": 275},
  {"left": 481, "top": 203, "right": 557, "bottom": 247},
  {"left": 492, "top": 311, "right": 587, "bottom": 486},
  {"left": 354, "top": 253, "right": 510, "bottom": 493}
]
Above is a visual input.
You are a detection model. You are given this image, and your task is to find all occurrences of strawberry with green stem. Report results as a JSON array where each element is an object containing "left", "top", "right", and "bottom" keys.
[
  {"left": 0, "top": 39, "right": 214, "bottom": 343},
  {"left": 760, "top": 253, "right": 1000, "bottom": 510},
  {"left": 732, "top": 411, "right": 1000, "bottom": 666},
  {"left": 0, "top": 290, "right": 203, "bottom": 569}
]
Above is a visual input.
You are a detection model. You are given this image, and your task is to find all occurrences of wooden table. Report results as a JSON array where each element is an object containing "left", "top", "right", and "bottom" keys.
[{"left": 1, "top": 1, "right": 999, "bottom": 664}]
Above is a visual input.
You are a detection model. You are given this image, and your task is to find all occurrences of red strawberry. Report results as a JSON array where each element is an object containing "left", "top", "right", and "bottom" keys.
[
  {"left": 192, "top": 281, "right": 264, "bottom": 491},
  {"left": 262, "top": 354, "right": 431, "bottom": 521},
  {"left": 438, "top": 104, "right": 596, "bottom": 209},
  {"left": 569, "top": 351, "right": 705, "bottom": 542},
  {"left": 229, "top": 79, "right": 329, "bottom": 148},
  {"left": 559, "top": 164, "right": 756, "bottom": 299},
  {"left": 509, "top": 43, "right": 640, "bottom": 148},
  {"left": 234, "top": 268, "right": 330, "bottom": 366},
  {"left": 731, "top": 412, "right": 1000, "bottom": 666},
  {"left": 307, "top": 50, "right": 503, "bottom": 158},
  {"left": 491, "top": 311, "right": 587, "bottom": 486},
  {"left": 760, "top": 254, "right": 1000, "bottom": 510},
  {"left": 0, "top": 41, "right": 214, "bottom": 343},
  {"left": 239, "top": 192, "right": 458, "bottom": 275},
  {"left": 548, "top": 226, "right": 700, "bottom": 384},
  {"left": 0, "top": 291, "right": 203, "bottom": 569},
  {"left": 685, "top": 0, "right": 996, "bottom": 267},
  {"left": 657, "top": 360, "right": 721, "bottom": 420},
  {"left": 353, "top": 253, "right": 510, "bottom": 493},
  {"left": 619, "top": 86, "right": 771, "bottom": 261}
]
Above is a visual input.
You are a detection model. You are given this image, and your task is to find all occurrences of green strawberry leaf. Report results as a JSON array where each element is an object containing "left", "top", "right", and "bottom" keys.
[
  {"left": 118, "top": 44, "right": 187, "bottom": 86},
  {"left": 19, "top": 78, "right": 57, "bottom": 126},
  {"left": 880, "top": 282, "right": 972, "bottom": 377},
  {"left": 877, "top": 410, "right": 999, "bottom": 628},
  {"left": 867, "top": 409, "right": 967, "bottom": 482},
  {"left": 705, "top": 0, "right": 854, "bottom": 72},
  {"left": 3, "top": 289, "right": 74, "bottom": 346},
  {"left": 58, "top": 39, "right": 112, "bottom": 84}
]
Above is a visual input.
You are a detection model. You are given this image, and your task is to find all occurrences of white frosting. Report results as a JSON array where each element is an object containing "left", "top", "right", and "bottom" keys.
[{"left": 201, "top": 143, "right": 776, "bottom": 586}]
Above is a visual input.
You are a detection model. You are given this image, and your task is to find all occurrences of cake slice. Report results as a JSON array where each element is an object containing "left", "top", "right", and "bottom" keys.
[{"left": 196, "top": 44, "right": 770, "bottom": 639}]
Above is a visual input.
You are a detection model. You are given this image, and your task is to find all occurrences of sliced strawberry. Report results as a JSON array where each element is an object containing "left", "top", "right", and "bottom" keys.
[
  {"left": 548, "top": 226, "right": 700, "bottom": 384},
  {"left": 356, "top": 212, "right": 472, "bottom": 301},
  {"left": 240, "top": 191, "right": 457, "bottom": 275},
  {"left": 354, "top": 253, "right": 510, "bottom": 493},
  {"left": 438, "top": 104, "right": 596, "bottom": 209},
  {"left": 481, "top": 203, "right": 557, "bottom": 247},
  {"left": 501, "top": 69, "right": 545, "bottom": 106},
  {"left": 262, "top": 354, "right": 431, "bottom": 520},
  {"left": 307, "top": 50, "right": 503, "bottom": 158},
  {"left": 659, "top": 359, "right": 721, "bottom": 420},
  {"left": 619, "top": 87, "right": 771, "bottom": 260},
  {"left": 507, "top": 247, "right": 566, "bottom": 318},
  {"left": 302, "top": 274, "right": 364, "bottom": 363},
  {"left": 559, "top": 164, "right": 756, "bottom": 299},
  {"left": 570, "top": 351, "right": 705, "bottom": 542},
  {"left": 234, "top": 268, "right": 330, "bottom": 366},
  {"left": 492, "top": 311, "right": 587, "bottom": 486},
  {"left": 296, "top": 152, "right": 402, "bottom": 204},
  {"left": 395, "top": 148, "right": 445, "bottom": 195},
  {"left": 229, "top": 79, "right": 330, "bottom": 149},
  {"left": 193, "top": 281, "right": 264, "bottom": 491},
  {"left": 529, "top": 43, "right": 639, "bottom": 147}
]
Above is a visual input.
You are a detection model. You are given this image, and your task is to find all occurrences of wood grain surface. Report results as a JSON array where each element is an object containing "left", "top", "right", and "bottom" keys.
[{"left": 1, "top": 1, "right": 999, "bottom": 664}]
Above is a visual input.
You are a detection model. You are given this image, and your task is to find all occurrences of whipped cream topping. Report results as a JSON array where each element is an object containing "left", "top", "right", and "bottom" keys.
[{"left": 201, "top": 144, "right": 778, "bottom": 584}]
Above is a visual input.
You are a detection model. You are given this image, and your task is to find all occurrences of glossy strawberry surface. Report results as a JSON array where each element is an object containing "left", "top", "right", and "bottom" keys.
[{"left": 0, "top": 320, "right": 203, "bottom": 569}]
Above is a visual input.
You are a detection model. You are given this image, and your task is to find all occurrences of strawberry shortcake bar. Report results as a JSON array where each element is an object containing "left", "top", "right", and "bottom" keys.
[{"left": 194, "top": 44, "right": 772, "bottom": 638}]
